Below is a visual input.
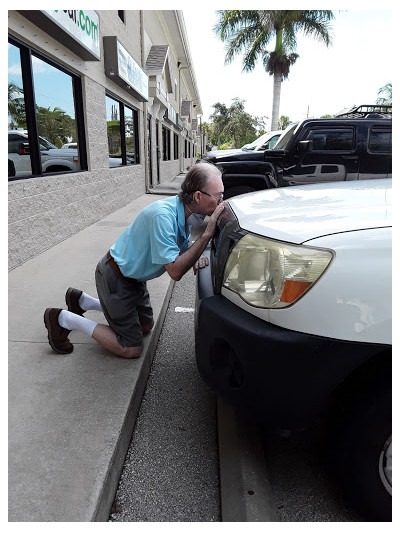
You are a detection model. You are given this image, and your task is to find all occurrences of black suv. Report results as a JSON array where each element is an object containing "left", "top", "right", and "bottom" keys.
[{"left": 205, "top": 105, "right": 392, "bottom": 198}]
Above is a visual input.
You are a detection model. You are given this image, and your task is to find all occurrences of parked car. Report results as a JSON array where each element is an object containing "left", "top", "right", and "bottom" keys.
[
  {"left": 61, "top": 142, "right": 78, "bottom": 149},
  {"left": 240, "top": 130, "right": 282, "bottom": 151},
  {"left": 195, "top": 178, "right": 392, "bottom": 521},
  {"left": 205, "top": 105, "right": 392, "bottom": 198},
  {"left": 205, "top": 130, "right": 282, "bottom": 159},
  {"left": 8, "top": 130, "right": 80, "bottom": 178},
  {"left": 8, "top": 131, "right": 125, "bottom": 177}
]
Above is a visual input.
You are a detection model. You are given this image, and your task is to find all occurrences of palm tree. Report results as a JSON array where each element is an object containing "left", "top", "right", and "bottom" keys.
[
  {"left": 376, "top": 82, "right": 392, "bottom": 105},
  {"left": 8, "top": 82, "right": 26, "bottom": 127},
  {"left": 215, "top": 10, "right": 335, "bottom": 130}
]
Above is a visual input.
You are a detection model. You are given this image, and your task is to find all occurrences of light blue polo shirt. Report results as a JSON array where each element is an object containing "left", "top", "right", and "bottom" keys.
[{"left": 109, "top": 195, "right": 191, "bottom": 281}]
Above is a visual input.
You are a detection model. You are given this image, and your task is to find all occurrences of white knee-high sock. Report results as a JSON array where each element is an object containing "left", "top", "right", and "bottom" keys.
[
  {"left": 58, "top": 310, "right": 98, "bottom": 337},
  {"left": 79, "top": 292, "right": 103, "bottom": 312}
]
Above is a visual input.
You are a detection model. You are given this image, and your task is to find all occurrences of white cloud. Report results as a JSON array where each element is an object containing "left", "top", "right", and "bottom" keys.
[
  {"left": 31, "top": 56, "right": 52, "bottom": 74},
  {"left": 8, "top": 63, "right": 22, "bottom": 77}
]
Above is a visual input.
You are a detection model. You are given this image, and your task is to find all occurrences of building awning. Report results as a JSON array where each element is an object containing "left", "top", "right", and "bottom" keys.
[
  {"left": 18, "top": 10, "right": 101, "bottom": 60},
  {"left": 145, "top": 45, "right": 169, "bottom": 76},
  {"left": 181, "top": 100, "right": 191, "bottom": 118},
  {"left": 145, "top": 45, "right": 180, "bottom": 124},
  {"left": 104, "top": 36, "right": 148, "bottom": 102}
]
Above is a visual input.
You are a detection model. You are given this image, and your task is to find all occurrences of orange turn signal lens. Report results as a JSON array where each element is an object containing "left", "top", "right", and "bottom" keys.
[{"left": 280, "top": 280, "right": 312, "bottom": 303}]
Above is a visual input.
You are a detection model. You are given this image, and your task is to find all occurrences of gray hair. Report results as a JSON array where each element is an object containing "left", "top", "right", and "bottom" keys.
[{"left": 179, "top": 161, "right": 222, "bottom": 205}]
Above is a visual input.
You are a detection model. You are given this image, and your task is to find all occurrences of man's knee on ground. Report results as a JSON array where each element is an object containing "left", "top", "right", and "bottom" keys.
[
  {"left": 142, "top": 320, "right": 154, "bottom": 334},
  {"left": 119, "top": 345, "right": 143, "bottom": 359}
]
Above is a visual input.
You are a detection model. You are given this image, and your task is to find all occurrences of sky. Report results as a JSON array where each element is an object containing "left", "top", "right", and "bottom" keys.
[
  {"left": 181, "top": 5, "right": 392, "bottom": 127},
  {"left": 7, "top": 3, "right": 392, "bottom": 130}
]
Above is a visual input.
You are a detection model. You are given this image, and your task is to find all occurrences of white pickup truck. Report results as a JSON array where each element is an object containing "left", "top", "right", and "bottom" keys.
[
  {"left": 8, "top": 130, "right": 80, "bottom": 178},
  {"left": 195, "top": 178, "right": 392, "bottom": 521}
]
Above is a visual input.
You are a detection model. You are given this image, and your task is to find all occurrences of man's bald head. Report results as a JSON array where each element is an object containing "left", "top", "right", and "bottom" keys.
[{"left": 179, "top": 161, "right": 223, "bottom": 205}]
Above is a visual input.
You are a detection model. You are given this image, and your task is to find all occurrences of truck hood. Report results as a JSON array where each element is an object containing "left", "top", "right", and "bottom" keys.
[
  {"left": 228, "top": 179, "right": 392, "bottom": 244},
  {"left": 43, "top": 148, "right": 78, "bottom": 157},
  {"left": 205, "top": 148, "right": 242, "bottom": 158}
]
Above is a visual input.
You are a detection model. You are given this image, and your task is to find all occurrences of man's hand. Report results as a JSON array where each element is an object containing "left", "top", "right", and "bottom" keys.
[
  {"left": 164, "top": 201, "right": 228, "bottom": 282},
  {"left": 193, "top": 255, "right": 209, "bottom": 275},
  {"left": 203, "top": 200, "right": 228, "bottom": 240}
]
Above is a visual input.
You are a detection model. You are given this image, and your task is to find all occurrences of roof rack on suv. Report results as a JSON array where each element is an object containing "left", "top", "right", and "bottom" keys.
[{"left": 335, "top": 104, "right": 392, "bottom": 119}]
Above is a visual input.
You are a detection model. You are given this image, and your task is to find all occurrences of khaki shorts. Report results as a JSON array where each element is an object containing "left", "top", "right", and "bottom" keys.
[{"left": 95, "top": 254, "right": 153, "bottom": 347}]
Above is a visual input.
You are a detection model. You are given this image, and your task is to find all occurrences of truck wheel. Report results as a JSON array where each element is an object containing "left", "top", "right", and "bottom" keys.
[
  {"left": 224, "top": 186, "right": 255, "bottom": 199},
  {"left": 8, "top": 159, "right": 16, "bottom": 177},
  {"left": 45, "top": 165, "right": 70, "bottom": 173},
  {"left": 330, "top": 380, "right": 391, "bottom": 521}
]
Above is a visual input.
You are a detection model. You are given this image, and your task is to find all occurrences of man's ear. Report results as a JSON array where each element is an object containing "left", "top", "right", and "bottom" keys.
[{"left": 193, "top": 191, "right": 201, "bottom": 204}]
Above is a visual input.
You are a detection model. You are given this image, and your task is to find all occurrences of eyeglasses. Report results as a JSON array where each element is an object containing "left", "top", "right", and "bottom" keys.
[{"left": 199, "top": 190, "right": 224, "bottom": 203}]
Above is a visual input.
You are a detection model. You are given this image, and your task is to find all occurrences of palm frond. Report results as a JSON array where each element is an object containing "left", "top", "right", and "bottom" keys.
[
  {"left": 242, "top": 33, "right": 271, "bottom": 71},
  {"left": 294, "top": 10, "right": 334, "bottom": 46}
]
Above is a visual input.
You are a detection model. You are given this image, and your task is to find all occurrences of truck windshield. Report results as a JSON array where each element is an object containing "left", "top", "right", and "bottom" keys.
[
  {"left": 273, "top": 123, "right": 298, "bottom": 149},
  {"left": 39, "top": 136, "right": 57, "bottom": 150}
]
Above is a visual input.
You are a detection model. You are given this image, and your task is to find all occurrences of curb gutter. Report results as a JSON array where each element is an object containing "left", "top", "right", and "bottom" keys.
[
  {"left": 217, "top": 397, "right": 277, "bottom": 522},
  {"left": 93, "top": 278, "right": 175, "bottom": 521}
]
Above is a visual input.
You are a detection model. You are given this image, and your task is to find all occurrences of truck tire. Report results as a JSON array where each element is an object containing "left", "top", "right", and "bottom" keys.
[
  {"left": 45, "top": 165, "right": 72, "bottom": 173},
  {"left": 330, "top": 380, "right": 391, "bottom": 521},
  {"left": 8, "top": 159, "right": 16, "bottom": 177},
  {"left": 224, "top": 185, "right": 255, "bottom": 199}
]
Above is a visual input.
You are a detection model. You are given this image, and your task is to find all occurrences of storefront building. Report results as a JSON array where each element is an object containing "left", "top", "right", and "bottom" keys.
[{"left": 8, "top": 10, "right": 204, "bottom": 270}]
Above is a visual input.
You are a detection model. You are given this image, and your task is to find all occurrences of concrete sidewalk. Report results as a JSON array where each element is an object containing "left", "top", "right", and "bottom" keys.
[
  {"left": 9, "top": 180, "right": 182, "bottom": 521},
  {"left": 148, "top": 172, "right": 186, "bottom": 196}
]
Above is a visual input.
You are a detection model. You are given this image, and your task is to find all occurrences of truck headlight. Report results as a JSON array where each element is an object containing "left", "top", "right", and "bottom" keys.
[{"left": 222, "top": 233, "right": 333, "bottom": 308}]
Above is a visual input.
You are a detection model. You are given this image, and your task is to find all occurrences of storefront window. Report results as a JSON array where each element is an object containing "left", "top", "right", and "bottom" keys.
[
  {"left": 32, "top": 56, "right": 78, "bottom": 148},
  {"left": 124, "top": 107, "right": 137, "bottom": 165},
  {"left": 106, "top": 94, "right": 140, "bottom": 168},
  {"left": 106, "top": 95, "right": 122, "bottom": 167},
  {"left": 32, "top": 55, "right": 81, "bottom": 171},
  {"left": 173, "top": 133, "right": 179, "bottom": 160},
  {"left": 8, "top": 43, "right": 29, "bottom": 178},
  {"left": 8, "top": 37, "right": 86, "bottom": 180},
  {"left": 162, "top": 126, "right": 170, "bottom": 161}
]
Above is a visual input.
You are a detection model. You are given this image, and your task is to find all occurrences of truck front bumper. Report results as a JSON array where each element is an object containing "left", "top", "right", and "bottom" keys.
[{"left": 195, "top": 252, "right": 385, "bottom": 430}]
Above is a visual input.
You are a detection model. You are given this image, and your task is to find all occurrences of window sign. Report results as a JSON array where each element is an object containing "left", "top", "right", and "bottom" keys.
[{"left": 117, "top": 41, "right": 148, "bottom": 101}]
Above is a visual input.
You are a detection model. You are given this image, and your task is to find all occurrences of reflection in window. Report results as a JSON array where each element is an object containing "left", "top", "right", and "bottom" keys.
[
  {"left": 106, "top": 96, "right": 122, "bottom": 167},
  {"left": 32, "top": 54, "right": 80, "bottom": 171},
  {"left": 369, "top": 128, "right": 391, "bottom": 153},
  {"left": 174, "top": 133, "right": 179, "bottom": 160},
  {"left": 8, "top": 39, "right": 85, "bottom": 179},
  {"left": 124, "top": 107, "right": 136, "bottom": 165},
  {"left": 8, "top": 43, "right": 29, "bottom": 178},
  {"left": 162, "top": 126, "right": 170, "bottom": 161},
  {"left": 307, "top": 128, "right": 354, "bottom": 151},
  {"left": 106, "top": 95, "right": 139, "bottom": 168}
]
